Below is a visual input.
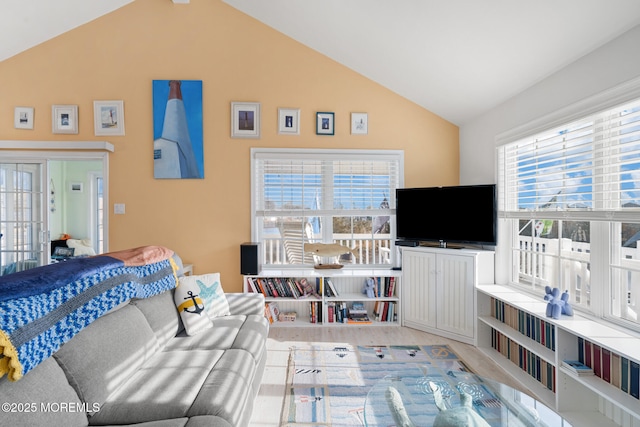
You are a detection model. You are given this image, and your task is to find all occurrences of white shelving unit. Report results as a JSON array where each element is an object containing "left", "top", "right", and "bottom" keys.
[
  {"left": 243, "top": 268, "right": 401, "bottom": 327},
  {"left": 477, "top": 284, "right": 640, "bottom": 427}
]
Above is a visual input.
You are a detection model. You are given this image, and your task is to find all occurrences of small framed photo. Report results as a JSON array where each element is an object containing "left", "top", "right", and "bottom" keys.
[
  {"left": 14, "top": 107, "right": 34, "bottom": 130},
  {"left": 351, "top": 112, "right": 368, "bottom": 135},
  {"left": 69, "top": 182, "right": 83, "bottom": 193},
  {"left": 231, "top": 102, "right": 260, "bottom": 138},
  {"left": 93, "top": 100, "right": 125, "bottom": 136},
  {"left": 52, "top": 105, "right": 78, "bottom": 134},
  {"left": 316, "top": 112, "right": 334, "bottom": 135},
  {"left": 278, "top": 108, "right": 300, "bottom": 135}
]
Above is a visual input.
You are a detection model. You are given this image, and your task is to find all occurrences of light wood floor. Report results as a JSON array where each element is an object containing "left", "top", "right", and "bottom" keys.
[{"left": 249, "top": 325, "right": 526, "bottom": 426}]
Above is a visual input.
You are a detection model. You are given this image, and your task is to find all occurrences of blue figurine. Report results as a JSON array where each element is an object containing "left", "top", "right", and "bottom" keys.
[
  {"left": 363, "top": 277, "right": 376, "bottom": 298},
  {"left": 544, "top": 286, "right": 573, "bottom": 319}
]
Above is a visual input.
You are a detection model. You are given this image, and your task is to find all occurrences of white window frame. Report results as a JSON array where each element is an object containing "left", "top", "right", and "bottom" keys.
[
  {"left": 496, "top": 76, "right": 640, "bottom": 333},
  {"left": 251, "top": 148, "right": 404, "bottom": 268}
]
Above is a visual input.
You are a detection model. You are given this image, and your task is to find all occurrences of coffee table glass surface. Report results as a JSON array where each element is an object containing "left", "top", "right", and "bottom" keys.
[{"left": 364, "top": 371, "right": 570, "bottom": 427}]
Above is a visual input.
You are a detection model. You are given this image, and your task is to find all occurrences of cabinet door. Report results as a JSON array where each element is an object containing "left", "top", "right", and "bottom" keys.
[
  {"left": 435, "top": 254, "right": 475, "bottom": 338},
  {"left": 402, "top": 249, "right": 437, "bottom": 329}
]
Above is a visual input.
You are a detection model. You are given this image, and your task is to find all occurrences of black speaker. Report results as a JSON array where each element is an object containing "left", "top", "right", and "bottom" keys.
[{"left": 240, "top": 242, "right": 260, "bottom": 275}]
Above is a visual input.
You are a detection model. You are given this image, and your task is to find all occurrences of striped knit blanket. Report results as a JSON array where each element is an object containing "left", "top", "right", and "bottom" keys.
[{"left": 0, "top": 246, "right": 179, "bottom": 381}]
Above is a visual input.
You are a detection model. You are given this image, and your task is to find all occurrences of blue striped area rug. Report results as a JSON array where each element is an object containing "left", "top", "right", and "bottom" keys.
[{"left": 280, "top": 344, "right": 488, "bottom": 426}]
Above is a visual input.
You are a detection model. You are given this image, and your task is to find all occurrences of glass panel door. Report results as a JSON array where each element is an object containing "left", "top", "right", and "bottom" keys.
[{"left": 0, "top": 161, "right": 47, "bottom": 276}]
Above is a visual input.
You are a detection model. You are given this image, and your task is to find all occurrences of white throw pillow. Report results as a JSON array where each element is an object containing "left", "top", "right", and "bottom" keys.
[
  {"left": 174, "top": 277, "right": 213, "bottom": 336},
  {"left": 66, "top": 238, "right": 97, "bottom": 256},
  {"left": 179, "top": 273, "right": 231, "bottom": 319}
]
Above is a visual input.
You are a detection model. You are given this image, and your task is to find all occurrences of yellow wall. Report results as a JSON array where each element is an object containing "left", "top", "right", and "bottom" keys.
[{"left": 0, "top": 0, "right": 459, "bottom": 291}]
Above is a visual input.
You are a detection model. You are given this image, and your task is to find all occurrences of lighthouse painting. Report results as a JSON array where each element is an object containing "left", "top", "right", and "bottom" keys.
[{"left": 153, "top": 80, "right": 204, "bottom": 179}]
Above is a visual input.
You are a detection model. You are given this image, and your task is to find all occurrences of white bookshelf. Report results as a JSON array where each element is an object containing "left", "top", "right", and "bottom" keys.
[
  {"left": 243, "top": 268, "right": 401, "bottom": 327},
  {"left": 476, "top": 284, "right": 640, "bottom": 427}
]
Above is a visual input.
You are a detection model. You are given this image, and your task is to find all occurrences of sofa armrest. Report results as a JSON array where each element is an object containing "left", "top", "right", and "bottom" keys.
[{"left": 226, "top": 292, "right": 265, "bottom": 316}]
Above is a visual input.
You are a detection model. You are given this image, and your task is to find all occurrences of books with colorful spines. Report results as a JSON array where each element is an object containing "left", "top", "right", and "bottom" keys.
[
  {"left": 286, "top": 278, "right": 301, "bottom": 298},
  {"left": 327, "top": 302, "right": 335, "bottom": 323},
  {"left": 256, "top": 278, "right": 269, "bottom": 297},
  {"left": 246, "top": 278, "right": 258, "bottom": 293},
  {"left": 562, "top": 360, "right": 594, "bottom": 376},
  {"left": 275, "top": 278, "right": 290, "bottom": 297},
  {"left": 388, "top": 276, "right": 396, "bottom": 297},
  {"left": 266, "top": 278, "right": 279, "bottom": 297}
]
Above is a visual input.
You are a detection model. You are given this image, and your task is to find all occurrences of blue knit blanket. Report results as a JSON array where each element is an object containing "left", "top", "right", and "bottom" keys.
[{"left": 0, "top": 246, "right": 179, "bottom": 381}]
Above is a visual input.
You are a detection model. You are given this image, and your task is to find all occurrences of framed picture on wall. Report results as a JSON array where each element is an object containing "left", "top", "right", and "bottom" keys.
[
  {"left": 278, "top": 108, "right": 300, "bottom": 135},
  {"left": 14, "top": 107, "right": 34, "bottom": 130},
  {"left": 93, "top": 100, "right": 125, "bottom": 136},
  {"left": 316, "top": 112, "right": 334, "bottom": 135},
  {"left": 231, "top": 102, "right": 261, "bottom": 138},
  {"left": 52, "top": 105, "right": 78, "bottom": 134},
  {"left": 351, "top": 112, "right": 368, "bottom": 135},
  {"left": 69, "top": 182, "right": 83, "bottom": 193},
  {"left": 153, "top": 79, "right": 204, "bottom": 179}
]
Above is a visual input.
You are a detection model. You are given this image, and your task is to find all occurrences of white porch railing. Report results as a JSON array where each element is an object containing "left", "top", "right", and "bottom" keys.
[
  {"left": 262, "top": 232, "right": 392, "bottom": 266},
  {"left": 517, "top": 237, "right": 640, "bottom": 316}
]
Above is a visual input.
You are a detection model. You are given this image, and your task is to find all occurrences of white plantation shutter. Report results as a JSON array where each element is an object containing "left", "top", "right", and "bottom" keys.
[{"left": 499, "top": 99, "right": 640, "bottom": 221}]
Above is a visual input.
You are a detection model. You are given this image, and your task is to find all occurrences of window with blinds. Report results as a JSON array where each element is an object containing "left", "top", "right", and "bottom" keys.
[
  {"left": 498, "top": 96, "right": 640, "bottom": 330},
  {"left": 251, "top": 148, "right": 403, "bottom": 267},
  {"left": 499, "top": 99, "right": 640, "bottom": 219}
]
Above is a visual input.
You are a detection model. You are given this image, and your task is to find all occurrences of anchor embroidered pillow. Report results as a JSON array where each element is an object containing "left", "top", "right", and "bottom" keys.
[
  {"left": 174, "top": 273, "right": 231, "bottom": 335},
  {"left": 174, "top": 275, "right": 212, "bottom": 336}
]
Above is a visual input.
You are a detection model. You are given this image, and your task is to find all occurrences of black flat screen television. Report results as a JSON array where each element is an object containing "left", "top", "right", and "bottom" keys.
[{"left": 395, "top": 184, "right": 497, "bottom": 247}]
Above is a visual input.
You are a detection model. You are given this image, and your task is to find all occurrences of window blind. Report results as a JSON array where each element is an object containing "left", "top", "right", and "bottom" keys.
[
  {"left": 252, "top": 149, "right": 402, "bottom": 218},
  {"left": 499, "top": 99, "right": 640, "bottom": 220}
]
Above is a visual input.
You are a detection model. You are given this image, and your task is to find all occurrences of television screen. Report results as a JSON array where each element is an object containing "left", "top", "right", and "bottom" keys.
[{"left": 395, "top": 184, "right": 497, "bottom": 246}]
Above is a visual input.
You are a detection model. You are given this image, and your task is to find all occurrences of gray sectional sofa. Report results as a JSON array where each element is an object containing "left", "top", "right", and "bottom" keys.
[{"left": 0, "top": 288, "right": 269, "bottom": 427}]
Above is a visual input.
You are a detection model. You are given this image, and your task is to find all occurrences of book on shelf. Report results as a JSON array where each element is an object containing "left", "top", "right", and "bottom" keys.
[
  {"left": 562, "top": 360, "right": 594, "bottom": 376},
  {"left": 347, "top": 316, "right": 371, "bottom": 324},
  {"left": 264, "top": 302, "right": 280, "bottom": 324},
  {"left": 324, "top": 278, "right": 339, "bottom": 297}
]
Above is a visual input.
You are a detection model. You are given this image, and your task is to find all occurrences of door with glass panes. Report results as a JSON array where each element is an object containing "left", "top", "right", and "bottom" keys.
[{"left": 0, "top": 161, "right": 47, "bottom": 276}]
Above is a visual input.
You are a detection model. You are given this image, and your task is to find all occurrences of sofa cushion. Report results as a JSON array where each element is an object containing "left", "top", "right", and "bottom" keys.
[
  {"left": 226, "top": 292, "right": 265, "bottom": 316},
  {"left": 53, "top": 304, "right": 159, "bottom": 414},
  {"left": 88, "top": 349, "right": 224, "bottom": 425},
  {"left": 186, "top": 349, "right": 257, "bottom": 426},
  {"left": 131, "top": 290, "right": 183, "bottom": 347},
  {"left": 0, "top": 357, "right": 89, "bottom": 427},
  {"left": 165, "top": 314, "right": 268, "bottom": 363}
]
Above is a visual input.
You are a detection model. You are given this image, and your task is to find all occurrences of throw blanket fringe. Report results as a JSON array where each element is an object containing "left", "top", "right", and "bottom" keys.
[{"left": 0, "top": 246, "right": 179, "bottom": 381}]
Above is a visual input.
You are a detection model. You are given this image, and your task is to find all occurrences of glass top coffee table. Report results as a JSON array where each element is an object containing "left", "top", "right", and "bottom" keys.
[{"left": 364, "top": 372, "right": 569, "bottom": 427}]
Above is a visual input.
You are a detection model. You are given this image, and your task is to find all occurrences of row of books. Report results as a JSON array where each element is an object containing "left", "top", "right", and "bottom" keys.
[
  {"left": 490, "top": 297, "right": 556, "bottom": 351},
  {"left": 309, "top": 301, "right": 323, "bottom": 323},
  {"left": 373, "top": 300, "right": 397, "bottom": 322},
  {"left": 326, "top": 302, "right": 372, "bottom": 323},
  {"left": 369, "top": 276, "right": 398, "bottom": 298},
  {"left": 490, "top": 328, "right": 556, "bottom": 392},
  {"left": 577, "top": 337, "right": 639, "bottom": 399},
  {"left": 247, "top": 277, "right": 318, "bottom": 299}
]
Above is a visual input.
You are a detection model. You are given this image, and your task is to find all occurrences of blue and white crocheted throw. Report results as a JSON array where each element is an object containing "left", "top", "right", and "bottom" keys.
[{"left": 0, "top": 245, "right": 179, "bottom": 381}]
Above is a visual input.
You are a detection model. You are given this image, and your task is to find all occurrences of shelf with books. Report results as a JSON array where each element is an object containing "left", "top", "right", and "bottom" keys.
[
  {"left": 477, "top": 284, "right": 640, "bottom": 426},
  {"left": 243, "top": 268, "right": 401, "bottom": 327}
]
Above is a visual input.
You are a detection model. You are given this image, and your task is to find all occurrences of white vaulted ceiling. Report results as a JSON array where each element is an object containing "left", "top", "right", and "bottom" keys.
[{"left": 3, "top": 0, "right": 640, "bottom": 125}]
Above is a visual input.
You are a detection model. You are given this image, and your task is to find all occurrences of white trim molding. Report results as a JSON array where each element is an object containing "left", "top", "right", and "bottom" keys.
[{"left": 0, "top": 140, "right": 114, "bottom": 152}]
